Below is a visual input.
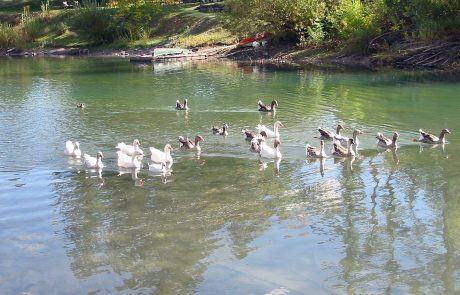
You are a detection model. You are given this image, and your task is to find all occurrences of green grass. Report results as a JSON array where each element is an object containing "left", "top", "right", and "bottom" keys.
[{"left": 0, "top": 2, "right": 236, "bottom": 50}]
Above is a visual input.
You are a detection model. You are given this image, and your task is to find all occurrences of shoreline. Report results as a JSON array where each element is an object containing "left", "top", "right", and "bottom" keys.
[{"left": 1, "top": 43, "right": 459, "bottom": 71}]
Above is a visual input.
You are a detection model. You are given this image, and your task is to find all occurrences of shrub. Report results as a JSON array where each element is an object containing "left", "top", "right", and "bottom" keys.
[
  {"left": 224, "top": 0, "right": 326, "bottom": 42},
  {"left": 0, "top": 24, "right": 20, "bottom": 48},
  {"left": 70, "top": 0, "right": 118, "bottom": 44}
]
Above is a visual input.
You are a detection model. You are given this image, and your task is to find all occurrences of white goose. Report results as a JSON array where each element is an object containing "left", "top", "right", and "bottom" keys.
[
  {"left": 256, "top": 121, "right": 284, "bottom": 139},
  {"left": 116, "top": 139, "right": 143, "bottom": 156},
  {"left": 150, "top": 144, "right": 174, "bottom": 168},
  {"left": 148, "top": 162, "right": 167, "bottom": 173},
  {"left": 83, "top": 151, "right": 104, "bottom": 168},
  {"left": 260, "top": 139, "right": 282, "bottom": 159},
  {"left": 64, "top": 140, "right": 82, "bottom": 157},
  {"left": 117, "top": 150, "right": 144, "bottom": 169},
  {"left": 334, "top": 129, "right": 363, "bottom": 148}
]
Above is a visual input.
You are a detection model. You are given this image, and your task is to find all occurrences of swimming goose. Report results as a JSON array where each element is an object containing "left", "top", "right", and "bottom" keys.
[
  {"left": 257, "top": 99, "right": 278, "bottom": 112},
  {"left": 413, "top": 128, "right": 450, "bottom": 144},
  {"left": 260, "top": 139, "right": 282, "bottom": 159},
  {"left": 116, "top": 139, "right": 143, "bottom": 156},
  {"left": 212, "top": 123, "right": 228, "bottom": 136},
  {"left": 332, "top": 138, "right": 355, "bottom": 157},
  {"left": 150, "top": 144, "right": 173, "bottom": 168},
  {"left": 317, "top": 124, "right": 344, "bottom": 140},
  {"left": 64, "top": 140, "right": 82, "bottom": 157},
  {"left": 306, "top": 140, "right": 327, "bottom": 158},
  {"left": 83, "top": 151, "right": 104, "bottom": 168},
  {"left": 179, "top": 135, "right": 204, "bottom": 151},
  {"left": 376, "top": 132, "right": 399, "bottom": 148},
  {"left": 249, "top": 131, "right": 268, "bottom": 153},
  {"left": 242, "top": 128, "right": 257, "bottom": 140},
  {"left": 77, "top": 103, "right": 85, "bottom": 108},
  {"left": 335, "top": 129, "right": 364, "bottom": 147},
  {"left": 256, "top": 121, "right": 284, "bottom": 138},
  {"left": 117, "top": 150, "right": 144, "bottom": 169},
  {"left": 175, "top": 99, "right": 188, "bottom": 110}
]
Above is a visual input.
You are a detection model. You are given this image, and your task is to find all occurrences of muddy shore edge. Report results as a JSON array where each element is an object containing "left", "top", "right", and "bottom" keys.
[{"left": 1, "top": 42, "right": 459, "bottom": 71}]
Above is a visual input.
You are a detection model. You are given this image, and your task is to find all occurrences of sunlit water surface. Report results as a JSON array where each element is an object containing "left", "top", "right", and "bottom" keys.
[{"left": 1, "top": 58, "right": 460, "bottom": 295}]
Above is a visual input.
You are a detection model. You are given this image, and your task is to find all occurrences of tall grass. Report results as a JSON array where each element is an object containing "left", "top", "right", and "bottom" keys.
[{"left": 0, "top": 23, "right": 21, "bottom": 48}]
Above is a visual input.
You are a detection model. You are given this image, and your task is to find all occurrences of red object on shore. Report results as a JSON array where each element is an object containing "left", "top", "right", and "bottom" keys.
[{"left": 238, "top": 32, "right": 272, "bottom": 47}]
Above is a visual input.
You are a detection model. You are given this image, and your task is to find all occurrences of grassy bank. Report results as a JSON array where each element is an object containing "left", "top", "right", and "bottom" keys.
[
  {"left": 0, "top": 1, "right": 459, "bottom": 69},
  {"left": 0, "top": 1, "right": 237, "bottom": 50}
]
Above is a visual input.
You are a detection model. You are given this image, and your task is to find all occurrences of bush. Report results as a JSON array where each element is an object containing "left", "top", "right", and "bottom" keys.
[
  {"left": 113, "top": 0, "right": 163, "bottom": 40},
  {"left": 70, "top": 0, "right": 118, "bottom": 44},
  {"left": 0, "top": 24, "right": 20, "bottom": 48},
  {"left": 224, "top": 0, "right": 326, "bottom": 42},
  {"left": 21, "top": 13, "right": 42, "bottom": 42}
]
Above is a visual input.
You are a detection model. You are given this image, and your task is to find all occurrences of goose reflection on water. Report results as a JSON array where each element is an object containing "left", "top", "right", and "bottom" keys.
[
  {"left": 259, "top": 158, "right": 281, "bottom": 176},
  {"left": 418, "top": 143, "right": 449, "bottom": 159}
]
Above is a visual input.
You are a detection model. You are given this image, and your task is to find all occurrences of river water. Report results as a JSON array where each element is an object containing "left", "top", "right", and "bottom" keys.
[{"left": 1, "top": 57, "right": 460, "bottom": 294}]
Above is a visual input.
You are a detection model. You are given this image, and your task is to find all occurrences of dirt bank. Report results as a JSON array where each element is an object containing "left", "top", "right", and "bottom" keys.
[{"left": 1, "top": 41, "right": 459, "bottom": 70}]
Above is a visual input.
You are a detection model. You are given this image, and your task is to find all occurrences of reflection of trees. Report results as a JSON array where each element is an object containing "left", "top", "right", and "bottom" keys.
[
  {"left": 52, "top": 157, "right": 294, "bottom": 293},
  {"left": 290, "top": 134, "right": 460, "bottom": 293}
]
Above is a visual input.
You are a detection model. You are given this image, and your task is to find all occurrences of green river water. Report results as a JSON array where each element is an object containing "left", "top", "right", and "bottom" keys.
[{"left": 1, "top": 57, "right": 460, "bottom": 294}]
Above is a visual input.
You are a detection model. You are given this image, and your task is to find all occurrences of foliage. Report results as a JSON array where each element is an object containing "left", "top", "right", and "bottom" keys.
[
  {"left": 0, "top": 23, "right": 20, "bottom": 48},
  {"left": 110, "top": 0, "right": 163, "bottom": 40},
  {"left": 224, "top": 0, "right": 326, "bottom": 41},
  {"left": 411, "top": 0, "right": 460, "bottom": 40},
  {"left": 70, "top": 0, "right": 118, "bottom": 43},
  {"left": 21, "top": 11, "right": 42, "bottom": 42},
  {"left": 40, "top": 0, "right": 50, "bottom": 16}
]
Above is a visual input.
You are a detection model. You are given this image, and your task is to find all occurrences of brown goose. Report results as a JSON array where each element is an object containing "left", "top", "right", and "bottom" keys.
[
  {"left": 317, "top": 124, "right": 344, "bottom": 140},
  {"left": 212, "top": 123, "right": 228, "bottom": 136},
  {"left": 175, "top": 99, "right": 188, "bottom": 110},
  {"left": 376, "top": 132, "right": 399, "bottom": 148},
  {"left": 257, "top": 99, "right": 278, "bottom": 112},
  {"left": 413, "top": 128, "right": 450, "bottom": 144},
  {"left": 242, "top": 128, "right": 257, "bottom": 141},
  {"left": 249, "top": 131, "right": 268, "bottom": 153},
  {"left": 179, "top": 135, "right": 204, "bottom": 151},
  {"left": 332, "top": 138, "right": 355, "bottom": 157},
  {"left": 306, "top": 140, "right": 327, "bottom": 158}
]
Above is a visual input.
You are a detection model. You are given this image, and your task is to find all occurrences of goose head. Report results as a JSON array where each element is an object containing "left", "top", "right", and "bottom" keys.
[
  {"left": 259, "top": 131, "right": 268, "bottom": 139},
  {"left": 97, "top": 151, "right": 104, "bottom": 159},
  {"left": 353, "top": 129, "right": 363, "bottom": 137},
  {"left": 348, "top": 138, "right": 355, "bottom": 146},
  {"left": 392, "top": 132, "right": 399, "bottom": 142},
  {"left": 274, "top": 139, "right": 281, "bottom": 148},
  {"left": 271, "top": 100, "right": 278, "bottom": 109},
  {"left": 133, "top": 139, "right": 141, "bottom": 147},
  {"left": 74, "top": 141, "right": 80, "bottom": 150},
  {"left": 164, "top": 144, "right": 173, "bottom": 152},
  {"left": 195, "top": 135, "right": 204, "bottom": 143},
  {"left": 441, "top": 128, "right": 451, "bottom": 135},
  {"left": 77, "top": 103, "right": 85, "bottom": 108},
  {"left": 274, "top": 121, "right": 284, "bottom": 128},
  {"left": 336, "top": 124, "right": 344, "bottom": 134}
]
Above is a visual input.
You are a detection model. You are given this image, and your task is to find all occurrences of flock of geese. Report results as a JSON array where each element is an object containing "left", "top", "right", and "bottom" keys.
[{"left": 69, "top": 99, "right": 451, "bottom": 176}]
